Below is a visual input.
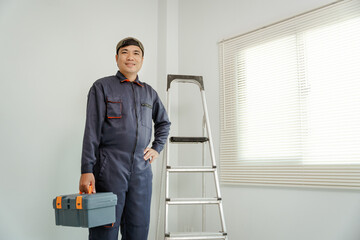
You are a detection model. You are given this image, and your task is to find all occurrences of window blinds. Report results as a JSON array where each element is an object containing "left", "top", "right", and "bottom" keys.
[{"left": 219, "top": 0, "right": 360, "bottom": 189}]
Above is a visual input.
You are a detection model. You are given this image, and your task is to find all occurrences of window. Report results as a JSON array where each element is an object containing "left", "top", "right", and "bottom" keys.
[{"left": 219, "top": 0, "right": 360, "bottom": 188}]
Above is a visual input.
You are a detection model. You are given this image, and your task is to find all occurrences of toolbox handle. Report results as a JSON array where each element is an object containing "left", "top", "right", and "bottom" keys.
[{"left": 79, "top": 184, "right": 93, "bottom": 195}]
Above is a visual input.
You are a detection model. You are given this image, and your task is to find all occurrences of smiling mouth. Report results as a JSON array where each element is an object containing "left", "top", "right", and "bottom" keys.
[{"left": 125, "top": 63, "right": 135, "bottom": 67}]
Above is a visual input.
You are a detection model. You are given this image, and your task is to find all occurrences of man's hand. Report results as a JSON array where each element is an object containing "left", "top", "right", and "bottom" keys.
[
  {"left": 79, "top": 173, "right": 96, "bottom": 194},
  {"left": 144, "top": 148, "right": 159, "bottom": 163}
]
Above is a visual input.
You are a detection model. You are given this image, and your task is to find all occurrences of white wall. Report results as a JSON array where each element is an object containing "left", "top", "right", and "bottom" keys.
[
  {"left": 177, "top": 0, "right": 360, "bottom": 239},
  {"left": 154, "top": 0, "right": 180, "bottom": 238},
  {"left": 0, "top": 0, "right": 160, "bottom": 239}
]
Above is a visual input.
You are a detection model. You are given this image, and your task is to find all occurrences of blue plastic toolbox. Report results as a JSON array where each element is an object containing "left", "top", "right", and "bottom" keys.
[{"left": 53, "top": 192, "right": 117, "bottom": 228}]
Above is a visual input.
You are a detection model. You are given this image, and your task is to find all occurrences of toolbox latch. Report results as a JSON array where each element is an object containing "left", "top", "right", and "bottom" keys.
[
  {"left": 56, "top": 196, "right": 62, "bottom": 209},
  {"left": 76, "top": 196, "right": 83, "bottom": 209}
]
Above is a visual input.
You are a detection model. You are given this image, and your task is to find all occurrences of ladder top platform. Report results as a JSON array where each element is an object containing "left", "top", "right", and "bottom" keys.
[{"left": 167, "top": 74, "right": 204, "bottom": 90}]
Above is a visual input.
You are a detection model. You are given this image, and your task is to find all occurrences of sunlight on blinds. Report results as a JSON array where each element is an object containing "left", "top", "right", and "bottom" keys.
[
  {"left": 239, "top": 36, "right": 301, "bottom": 163},
  {"left": 219, "top": 0, "right": 360, "bottom": 188},
  {"left": 304, "top": 17, "right": 360, "bottom": 164}
]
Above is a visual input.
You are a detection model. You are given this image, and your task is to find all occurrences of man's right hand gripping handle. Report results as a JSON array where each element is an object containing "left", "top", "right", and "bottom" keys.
[{"left": 79, "top": 173, "right": 96, "bottom": 194}]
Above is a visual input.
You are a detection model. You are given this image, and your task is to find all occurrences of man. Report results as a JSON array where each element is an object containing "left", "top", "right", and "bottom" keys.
[{"left": 79, "top": 37, "right": 171, "bottom": 240}]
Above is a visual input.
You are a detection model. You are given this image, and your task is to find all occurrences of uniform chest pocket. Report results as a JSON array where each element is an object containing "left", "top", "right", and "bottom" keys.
[
  {"left": 106, "top": 97, "right": 122, "bottom": 119},
  {"left": 141, "top": 102, "right": 153, "bottom": 129}
]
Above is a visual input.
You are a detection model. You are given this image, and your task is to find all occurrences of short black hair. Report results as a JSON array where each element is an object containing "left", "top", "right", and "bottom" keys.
[{"left": 116, "top": 37, "right": 144, "bottom": 56}]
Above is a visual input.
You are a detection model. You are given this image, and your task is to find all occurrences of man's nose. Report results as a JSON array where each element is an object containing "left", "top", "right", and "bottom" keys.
[{"left": 127, "top": 54, "right": 134, "bottom": 60}]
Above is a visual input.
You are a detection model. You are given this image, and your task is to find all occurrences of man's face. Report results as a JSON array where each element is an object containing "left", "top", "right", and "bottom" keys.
[{"left": 116, "top": 45, "right": 144, "bottom": 77}]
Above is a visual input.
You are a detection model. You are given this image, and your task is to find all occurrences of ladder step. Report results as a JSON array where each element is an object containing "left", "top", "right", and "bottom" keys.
[
  {"left": 167, "top": 166, "right": 216, "bottom": 173},
  {"left": 170, "top": 137, "right": 209, "bottom": 143},
  {"left": 165, "top": 232, "right": 227, "bottom": 240},
  {"left": 166, "top": 198, "right": 221, "bottom": 205}
]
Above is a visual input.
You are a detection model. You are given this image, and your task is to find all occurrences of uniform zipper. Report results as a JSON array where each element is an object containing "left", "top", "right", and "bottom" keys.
[{"left": 130, "top": 83, "right": 139, "bottom": 169}]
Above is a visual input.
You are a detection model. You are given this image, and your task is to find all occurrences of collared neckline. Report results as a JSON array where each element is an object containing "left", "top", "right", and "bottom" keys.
[{"left": 116, "top": 71, "right": 144, "bottom": 87}]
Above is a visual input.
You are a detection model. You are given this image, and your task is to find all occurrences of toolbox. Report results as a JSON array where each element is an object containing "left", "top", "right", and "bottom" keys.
[{"left": 53, "top": 187, "right": 117, "bottom": 228}]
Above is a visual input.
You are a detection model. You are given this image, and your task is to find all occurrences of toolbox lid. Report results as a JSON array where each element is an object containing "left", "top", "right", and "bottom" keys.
[{"left": 53, "top": 192, "right": 117, "bottom": 210}]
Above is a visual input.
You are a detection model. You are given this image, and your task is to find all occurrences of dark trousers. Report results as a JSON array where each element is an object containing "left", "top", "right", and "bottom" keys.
[{"left": 89, "top": 170, "right": 153, "bottom": 240}]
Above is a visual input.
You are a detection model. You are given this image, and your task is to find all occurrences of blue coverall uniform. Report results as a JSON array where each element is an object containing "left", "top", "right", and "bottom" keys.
[{"left": 81, "top": 71, "right": 171, "bottom": 240}]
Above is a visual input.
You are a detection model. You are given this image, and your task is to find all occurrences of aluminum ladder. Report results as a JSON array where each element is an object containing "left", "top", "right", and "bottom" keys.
[{"left": 157, "top": 74, "right": 228, "bottom": 240}]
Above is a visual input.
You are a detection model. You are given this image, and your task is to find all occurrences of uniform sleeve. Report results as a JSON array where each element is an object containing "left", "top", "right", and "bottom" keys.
[
  {"left": 151, "top": 91, "right": 171, "bottom": 153},
  {"left": 81, "top": 83, "right": 106, "bottom": 174}
]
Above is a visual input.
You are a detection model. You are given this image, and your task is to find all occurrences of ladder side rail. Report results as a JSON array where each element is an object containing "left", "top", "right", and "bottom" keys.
[
  {"left": 218, "top": 199, "right": 227, "bottom": 235},
  {"left": 200, "top": 89, "right": 228, "bottom": 236},
  {"left": 202, "top": 115, "right": 206, "bottom": 232},
  {"left": 157, "top": 88, "right": 172, "bottom": 239},
  {"left": 165, "top": 88, "right": 172, "bottom": 238},
  {"left": 200, "top": 90, "right": 217, "bottom": 168},
  {"left": 166, "top": 89, "right": 171, "bottom": 195},
  {"left": 165, "top": 167, "right": 170, "bottom": 236},
  {"left": 156, "top": 143, "right": 167, "bottom": 240},
  {"left": 200, "top": 90, "right": 221, "bottom": 196},
  {"left": 165, "top": 203, "right": 169, "bottom": 237}
]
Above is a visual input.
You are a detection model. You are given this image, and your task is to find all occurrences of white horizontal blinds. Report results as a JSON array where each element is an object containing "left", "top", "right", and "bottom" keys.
[
  {"left": 220, "top": 42, "right": 241, "bottom": 164},
  {"left": 219, "top": 0, "right": 360, "bottom": 188},
  {"left": 303, "top": 16, "right": 360, "bottom": 165},
  {"left": 238, "top": 36, "right": 301, "bottom": 164}
]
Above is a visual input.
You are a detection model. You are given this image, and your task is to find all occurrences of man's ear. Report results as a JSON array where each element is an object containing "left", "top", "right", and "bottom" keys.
[{"left": 115, "top": 55, "right": 119, "bottom": 61}]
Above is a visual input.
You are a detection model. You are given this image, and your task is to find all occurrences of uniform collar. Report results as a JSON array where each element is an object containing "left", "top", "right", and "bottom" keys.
[{"left": 116, "top": 71, "right": 144, "bottom": 87}]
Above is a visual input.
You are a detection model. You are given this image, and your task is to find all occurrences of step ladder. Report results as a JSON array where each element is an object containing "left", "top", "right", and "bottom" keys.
[{"left": 157, "top": 74, "right": 228, "bottom": 240}]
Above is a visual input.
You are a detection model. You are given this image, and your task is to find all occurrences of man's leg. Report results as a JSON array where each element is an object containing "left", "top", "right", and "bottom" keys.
[
  {"left": 89, "top": 192, "right": 126, "bottom": 240},
  {"left": 120, "top": 170, "right": 152, "bottom": 240}
]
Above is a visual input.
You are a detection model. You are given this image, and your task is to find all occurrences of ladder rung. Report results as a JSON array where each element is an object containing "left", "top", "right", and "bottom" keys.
[
  {"left": 170, "top": 137, "right": 209, "bottom": 143},
  {"left": 167, "top": 166, "right": 216, "bottom": 173},
  {"left": 165, "top": 232, "right": 227, "bottom": 240},
  {"left": 166, "top": 198, "right": 221, "bottom": 205}
]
